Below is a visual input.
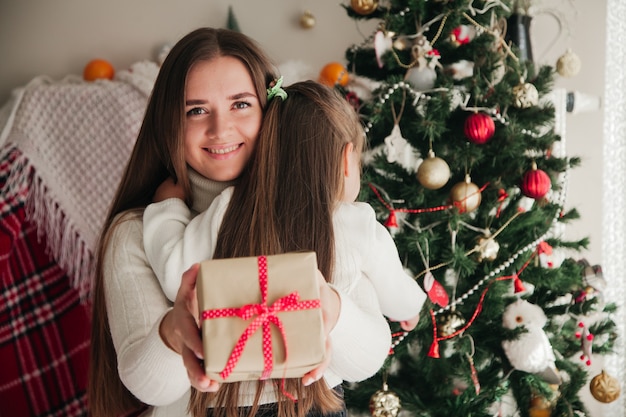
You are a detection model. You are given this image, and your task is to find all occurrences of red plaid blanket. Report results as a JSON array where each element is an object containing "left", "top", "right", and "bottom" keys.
[{"left": 0, "top": 146, "right": 90, "bottom": 416}]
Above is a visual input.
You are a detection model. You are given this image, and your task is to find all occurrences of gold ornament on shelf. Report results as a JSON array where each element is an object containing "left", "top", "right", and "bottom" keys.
[
  {"left": 512, "top": 80, "right": 539, "bottom": 108},
  {"left": 450, "top": 174, "right": 482, "bottom": 213},
  {"left": 417, "top": 150, "right": 450, "bottom": 190},
  {"left": 299, "top": 10, "right": 316, "bottom": 29},
  {"left": 350, "top": 0, "right": 379, "bottom": 15},
  {"left": 556, "top": 49, "right": 581, "bottom": 77},
  {"left": 590, "top": 370, "right": 621, "bottom": 403},
  {"left": 369, "top": 382, "right": 401, "bottom": 417}
]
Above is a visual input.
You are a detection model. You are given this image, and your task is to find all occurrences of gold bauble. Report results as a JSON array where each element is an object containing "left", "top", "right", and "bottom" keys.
[
  {"left": 299, "top": 10, "right": 316, "bottom": 29},
  {"left": 528, "top": 399, "right": 552, "bottom": 417},
  {"left": 450, "top": 175, "right": 481, "bottom": 213},
  {"left": 417, "top": 150, "right": 450, "bottom": 190},
  {"left": 369, "top": 385, "right": 401, "bottom": 417},
  {"left": 590, "top": 370, "right": 621, "bottom": 403},
  {"left": 528, "top": 406, "right": 551, "bottom": 417},
  {"left": 350, "top": 0, "right": 379, "bottom": 15},
  {"left": 529, "top": 384, "right": 559, "bottom": 417}
]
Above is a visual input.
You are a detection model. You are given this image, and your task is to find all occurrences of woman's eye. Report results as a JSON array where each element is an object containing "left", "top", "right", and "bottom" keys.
[
  {"left": 186, "top": 107, "right": 206, "bottom": 116},
  {"left": 233, "top": 101, "right": 251, "bottom": 110}
]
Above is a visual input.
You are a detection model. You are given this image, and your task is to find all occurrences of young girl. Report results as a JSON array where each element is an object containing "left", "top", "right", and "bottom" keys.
[
  {"left": 89, "top": 28, "right": 391, "bottom": 417},
  {"left": 145, "top": 81, "right": 425, "bottom": 329},
  {"left": 142, "top": 81, "right": 426, "bottom": 396}
]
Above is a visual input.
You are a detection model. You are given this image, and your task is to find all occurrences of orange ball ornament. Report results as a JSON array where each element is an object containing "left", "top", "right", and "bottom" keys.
[
  {"left": 319, "top": 62, "right": 349, "bottom": 87},
  {"left": 83, "top": 59, "right": 115, "bottom": 81}
]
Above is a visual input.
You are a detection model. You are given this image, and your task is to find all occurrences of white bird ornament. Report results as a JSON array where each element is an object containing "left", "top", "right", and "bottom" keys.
[{"left": 501, "top": 299, "right": 561, "bottom": 384}]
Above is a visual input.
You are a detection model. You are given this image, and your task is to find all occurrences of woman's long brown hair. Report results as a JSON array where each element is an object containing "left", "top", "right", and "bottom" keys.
[
  {"left": 187, "top": 81, "right": 364, "bottom": 417},
  {"left": 88, "top": 27, "right": 277, "bottom": 417}
]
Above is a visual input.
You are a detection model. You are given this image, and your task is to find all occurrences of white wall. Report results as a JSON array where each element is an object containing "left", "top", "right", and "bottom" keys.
[
  {"left": 531, "top": 3, "right": 608, "bottom": 416},
  {"left": 529, "top": 1, "right": 606, "bottom": 268},
  {"left": 0, "top": 0, "right": 377, "bottom": 104}
]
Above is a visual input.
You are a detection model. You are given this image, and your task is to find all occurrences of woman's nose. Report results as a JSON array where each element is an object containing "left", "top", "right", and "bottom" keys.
[{"left": 205, "top": 111, "right": 230, "bottom": 138}]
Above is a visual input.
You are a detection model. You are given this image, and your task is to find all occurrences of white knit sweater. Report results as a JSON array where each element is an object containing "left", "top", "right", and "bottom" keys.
[{"left": 104, "top": 170, "right": 392, "bottom": 416}]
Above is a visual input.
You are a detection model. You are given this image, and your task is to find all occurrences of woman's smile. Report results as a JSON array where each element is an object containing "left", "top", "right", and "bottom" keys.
[{"left": 204, "top": 143, "right": 242, "bottom": 156}]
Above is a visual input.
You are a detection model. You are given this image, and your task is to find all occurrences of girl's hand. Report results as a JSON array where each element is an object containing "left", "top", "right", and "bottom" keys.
[
  {"left": 399, "top": 314, "right": 420, "bottom": 331},
  {"left": 153, "top": 177, "right": 185, "bottom": 202},
  {"left": 161, "top": 264, "right": 220, "bottom": 392},
  {"left": 302, "top": 270, "right": 340, "bottom": 386}
]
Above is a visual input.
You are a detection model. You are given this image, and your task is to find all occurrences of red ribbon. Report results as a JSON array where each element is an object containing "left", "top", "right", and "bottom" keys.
[
  {"left": 201, "top": 256, "right": 321, "bottom": 380},
  {"left": 495, "top": 188, "right": 509, "bottom": 218},
  {"left": 451, "top": 182, "right": 490, "bottom": 214},
  {"left": 427, "top": 253, "right": 535, "bottom": 358},
  {"left": 369, "top": 183, "right": 451, "bottom": 229}
]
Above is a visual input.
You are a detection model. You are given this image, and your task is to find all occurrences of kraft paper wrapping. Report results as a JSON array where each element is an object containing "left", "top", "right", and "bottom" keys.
[{"left": 197, "top": 252, "right": 325, "bottom": 382}]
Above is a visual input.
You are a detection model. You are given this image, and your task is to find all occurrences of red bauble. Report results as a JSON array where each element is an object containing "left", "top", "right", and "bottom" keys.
[
  {"left": 521, "top": 163, "right": 551, "bottom": 199},
  {"left": 464, "top": 112, "right": 495, "bottom": 144}
]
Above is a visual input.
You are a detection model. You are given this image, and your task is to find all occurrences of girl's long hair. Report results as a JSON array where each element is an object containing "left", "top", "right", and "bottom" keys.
[
  {"left": 88, "top": 27, "right": 277, "bottom": 417},
  {"left": 187, "top": 81, "right": 364, "bottom": 417}
]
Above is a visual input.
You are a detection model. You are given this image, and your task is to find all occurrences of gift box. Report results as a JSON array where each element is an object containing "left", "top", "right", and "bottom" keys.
[{"left": 197, "top": 252, "right": 326, "bottom": 382}]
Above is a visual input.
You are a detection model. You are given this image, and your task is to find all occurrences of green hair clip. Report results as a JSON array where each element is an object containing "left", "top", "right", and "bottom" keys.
[{"left": 267, "top": 76, "right": 287, "bottom": 101}]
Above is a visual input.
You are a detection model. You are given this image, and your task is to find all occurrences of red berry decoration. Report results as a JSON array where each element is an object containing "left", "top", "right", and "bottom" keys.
[
  {"left": 464, "top": 112, "right": 495, "bottom": 144},
  {"left": 521, "top": 162, "right": 551, "bottom": 199}
]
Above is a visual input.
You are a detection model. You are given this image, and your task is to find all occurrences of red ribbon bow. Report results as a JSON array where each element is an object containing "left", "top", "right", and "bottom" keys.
[{"left": 201, "top": 256, "right": 321, "bottom": 380}]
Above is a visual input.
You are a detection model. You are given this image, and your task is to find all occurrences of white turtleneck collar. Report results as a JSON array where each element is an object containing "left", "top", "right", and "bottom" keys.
[{"left": 188, "top": 168, "right": 236, "bottom": 214}]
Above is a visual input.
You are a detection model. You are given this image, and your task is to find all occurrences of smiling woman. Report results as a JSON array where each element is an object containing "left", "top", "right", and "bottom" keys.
[{"left": 88, "top": 27, "right": 393, "bottom": 417}]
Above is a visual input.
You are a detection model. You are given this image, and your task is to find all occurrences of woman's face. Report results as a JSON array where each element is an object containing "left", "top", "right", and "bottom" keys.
[{"left": 184, "top": 56, "right": 262, "bottom": 182}]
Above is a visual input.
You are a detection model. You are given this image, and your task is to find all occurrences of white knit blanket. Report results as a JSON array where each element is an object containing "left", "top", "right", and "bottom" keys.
[{"left": 0, "top": 61, "right": 158, "bottom": 298}]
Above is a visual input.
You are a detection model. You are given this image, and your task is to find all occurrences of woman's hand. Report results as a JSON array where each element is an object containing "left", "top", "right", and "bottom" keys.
[
  {"left": 302, "top": 270, "right": 340, "bottom": 386},
  {"left": 161, "top": 264, "right": 220, "bottom": 392},
  {"left": 153, "top": 177, "right": 185, "bottom": 202}
]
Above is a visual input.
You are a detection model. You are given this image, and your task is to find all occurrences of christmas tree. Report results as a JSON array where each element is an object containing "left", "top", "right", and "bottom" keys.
[{"left": 331, "top": 1, "right": 620, "bottom": 416}]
